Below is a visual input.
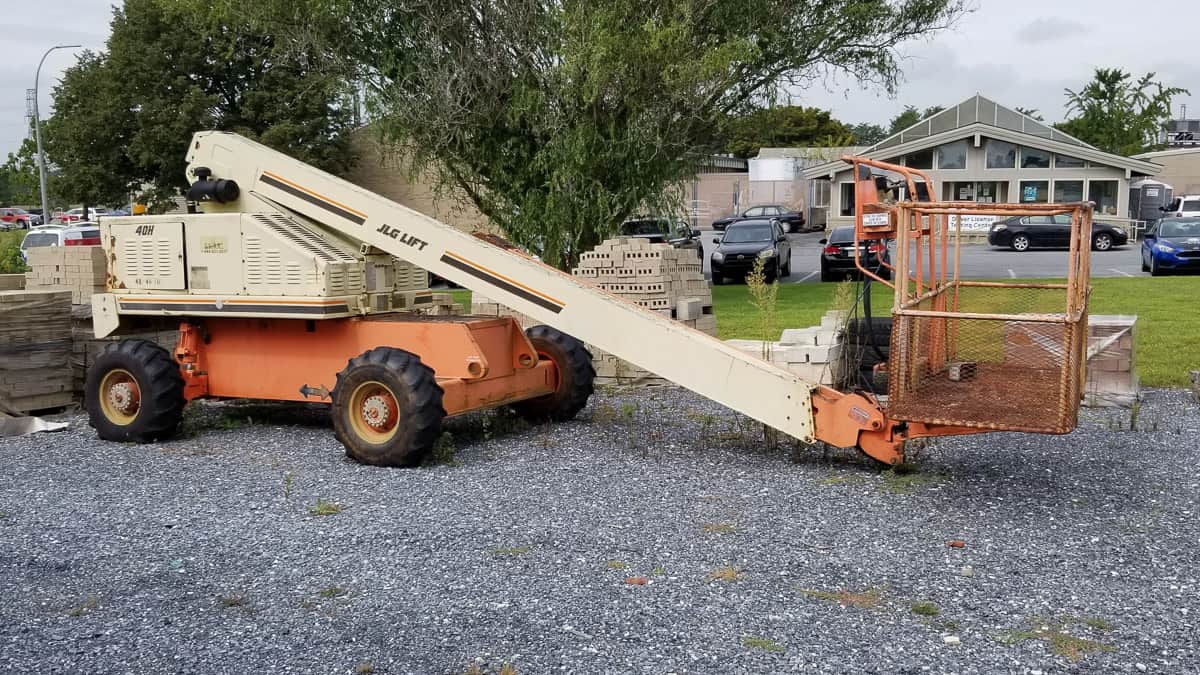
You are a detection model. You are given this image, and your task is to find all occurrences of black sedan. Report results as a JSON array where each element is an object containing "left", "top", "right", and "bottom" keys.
[
  {"left": 710, "top": 219, "right": 791, "bottom": 284},
  {"left": 819, "top": 226, "right": 890, "bottom": 282},
  {"left": 987, "top": 214, "right": 1128, "bottom": 252},
  {"left": 712, "top": 205, "right": 806, "bottom": 232}
]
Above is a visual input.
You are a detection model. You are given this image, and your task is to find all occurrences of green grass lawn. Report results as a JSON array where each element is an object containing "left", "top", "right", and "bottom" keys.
[{"left": 450, "top": 276, "right": 1198, "bottom": 387}]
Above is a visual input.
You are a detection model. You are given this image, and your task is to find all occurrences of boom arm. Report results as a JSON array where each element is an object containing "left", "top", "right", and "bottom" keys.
[{"left": 184, "top": 132, "right": 822, "bottom": 442}]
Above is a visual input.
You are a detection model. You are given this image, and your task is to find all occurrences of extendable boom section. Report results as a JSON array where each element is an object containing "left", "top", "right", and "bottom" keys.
[{"left": 183, "top": 132, "right": 823, "bottom": 442}]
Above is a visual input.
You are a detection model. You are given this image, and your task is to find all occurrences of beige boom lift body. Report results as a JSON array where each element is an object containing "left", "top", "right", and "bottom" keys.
[{"left": 85, "top": 132, "right": 1093, "bottom": 466}]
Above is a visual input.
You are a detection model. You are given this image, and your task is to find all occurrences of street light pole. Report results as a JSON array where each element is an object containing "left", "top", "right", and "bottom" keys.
[{"left": 34, "top": 44, "right": 81, "bottom": 223}]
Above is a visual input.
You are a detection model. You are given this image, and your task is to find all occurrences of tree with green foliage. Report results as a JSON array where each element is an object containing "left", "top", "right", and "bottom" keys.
[
  {"left": 45, "top": 0, "right": 357, "bottom": 211},
  {"left": 723, "top": 106, "right": 852, "bottom": 158},
  {"left": 848, "top": 122, "right": 888, "bottom": 146},
  {"left": 888, "top": 105, "right": 946, "bottom": 134},
  {"left": 1055, "top": 68, "right": 1188, "bottom": 155},
  {"left": 1014, "top": 106, "right": 1045, "bottom": 122},
  {"left": 187, "top": 0, "right": 968, "bottom": 269}
]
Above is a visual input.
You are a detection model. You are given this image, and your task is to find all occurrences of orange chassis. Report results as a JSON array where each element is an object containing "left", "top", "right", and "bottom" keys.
[{"left": 172, "top": 315, "right": 558, "bottom": 417}]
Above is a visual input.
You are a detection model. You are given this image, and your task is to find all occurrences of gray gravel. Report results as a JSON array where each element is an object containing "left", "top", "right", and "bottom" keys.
[{"left": 1, "top": 387, "right": 1197, "bottom": 674}]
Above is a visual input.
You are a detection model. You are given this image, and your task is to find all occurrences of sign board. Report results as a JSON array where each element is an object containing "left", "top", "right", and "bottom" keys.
[
  {"left": 1145, "top": 188, "right": 1160, "bottom": 197},
  {"left": 939, "top": 214, "right": 999, "bottom": 231},
  {"left": 862, "top": 212, "right": 890, "bottom": 227}
]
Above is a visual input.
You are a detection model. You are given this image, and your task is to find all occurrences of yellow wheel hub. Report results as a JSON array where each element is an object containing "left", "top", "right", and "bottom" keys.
[
  {"left": 99, "top": 369, "right": 141, "bottom": 426},
  {"left": 348, "top": 381, "right": 400, "bottom": 443}
]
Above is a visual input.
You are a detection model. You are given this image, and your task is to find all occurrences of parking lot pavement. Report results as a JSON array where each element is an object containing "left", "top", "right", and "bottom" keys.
[{"left": 700, "top": 229, "right": 1146, "bottom": 283}]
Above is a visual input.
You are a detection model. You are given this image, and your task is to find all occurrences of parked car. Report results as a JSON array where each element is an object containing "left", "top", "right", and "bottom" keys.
[
  {"left": 57, "top": 207, "right": 111, "bottom": 224},
  {"left": 819, "top": 226, "right": 890, "bottom": 282},
  {"left": 712, "top": 205, "right": 806, "bottom": 233},
  {"left": 1160, "top": 195, "right": 1200, "bottom": 218},
  {"left": 709, "top": 219, "right": 791, "bottom": 284},
  {"left": 0, "top": 207, "right": 35, "bottom": 230},
  {"left": 18, "top": 223, "right": 100, "bottom": 261},
  {"left": 1141, "top": 217, "right": 1200, "bottom": 276},
  {"left": 618, "top": 216, "right": 702, "bottom": 258},
  {"left": 987, "top": 214, "right": 1128, "bottom": 251}
]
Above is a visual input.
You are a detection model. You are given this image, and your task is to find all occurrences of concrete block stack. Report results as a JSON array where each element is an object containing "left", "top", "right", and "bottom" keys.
[
  {"left": 0, "top": 274, "right": 25, "bottom": 291},
  {"left": 572, "top": 238, "right": 716, "bottom": 334},
  {"left": 415, "top": 292, "right": 465, "bottom": 316},
  {"left": 1085, "top": 315, "right": 1138, "bottom": 407},
  {"left": 724, "top": 310, "right": 846, "bottom": 385},
  {"left": 0, "top": 290, "right": 73, "bottom": 413},
  {"left": 24, "top": 246, "right": 107, "bottom": 304}
]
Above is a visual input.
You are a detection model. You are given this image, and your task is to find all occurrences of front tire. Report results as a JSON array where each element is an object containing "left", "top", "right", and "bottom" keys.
[
  {"left": 512, "top": 326, "right": 594, "bottom": 422},
  {"left": 1093, "top": 233, "right": 1113, "bottom": 251},
  {"left": 332, "top": 347, "right": 445, "bottom": 467},
  {"left": 86, "top": 339, "right": 185, "bottom": 443},
  {"left": 1010, "top": 234, "right": 1030, "bottom": 252},
  {"left": 1149, "top": 256, "right": 1164, "bottom": 277}
]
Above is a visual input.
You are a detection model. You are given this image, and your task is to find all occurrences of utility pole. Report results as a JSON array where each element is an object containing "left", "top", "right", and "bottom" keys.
[{"left": 34, "top": 44, "right": 81, "bottom": 220}]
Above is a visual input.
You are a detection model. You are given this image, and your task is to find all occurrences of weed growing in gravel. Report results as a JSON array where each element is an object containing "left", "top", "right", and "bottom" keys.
[
  {"left": 939, "top": 619, "right": 961, "bottom": 631},
  {"left": 880, "top": 464, "right": 944, "bottom": 495},
  {"left": 705, "top": 566, "right": 743, "bottom": 583},
  {"left": 702, "top": 523, "right": 736, "bottom": 534},
  {"left": 652, "top": 565, "right": 666, "bottom": 576},
  {"left": 912, "top": 601, "right": 940, "bottom": 617},
  {"left": 493, "top": 546, "right": 531, "bottom": 556},
  {"left": 799, "top": 586, "right": 883, "bottom": 609},
  {"left": 741, "top": 635, "right": 785, "bottom": 653},
  {"left": 355, "top": 662, "right": 375, "bottom": 674},
  {"left": 1084, "top": 616, "right": 1115, "bottom": 631},
  {"left": 218, "top": 592, "right": 249, "bottom": 608},
  {"left": 606, "top": 560, "right": 628, "bottom": 570},
  {"left": 318, "top": 586, "right": 348, "bottom": 598},
  {"left": 283, "top": 471, "right": 294, "bottom": 500},
  {"left": 65, "top": 594, "right": 99, "bottom": 617},
  {"left": 1128, "top": 399, "right": 1141, "bottom": 430},
  {"left": 428, "top": 432, "right": 461, "bottom": 466},
  {"left": 995, "top": 617, "right": 1117, "bottom": 661},
  {"left": 309, "top": 499, "right": 343, "bottom": 516},
  {"left": 593, "top": 402, "right": 618, "bottom": 423},
  {"left": 820, "top": 472, "right": 866, "bottom": 486},
  {"left": 465, "top": 663, "right": 518, "bottom": 675},
  {"left": 483, "top": 408, "right": 530, "bottom": 440}
]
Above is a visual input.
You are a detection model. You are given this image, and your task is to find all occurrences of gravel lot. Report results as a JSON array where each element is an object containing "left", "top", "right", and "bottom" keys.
[{"left": 1, "top": 387, "right": 1197, "bottom": 674}]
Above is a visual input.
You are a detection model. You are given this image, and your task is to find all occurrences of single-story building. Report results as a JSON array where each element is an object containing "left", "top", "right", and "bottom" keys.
[
  {"left": 802, "top": 95, "right": 1163, "bottom": 233},
  {"left": 1132, "top": 146, "right": 1200, "bottom": 196}
]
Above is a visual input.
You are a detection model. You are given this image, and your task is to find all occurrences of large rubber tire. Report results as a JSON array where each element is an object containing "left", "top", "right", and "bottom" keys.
[
  {"left": 332, "top": 347, "right": 445, "bottom": 467},
  {"left": 712, "top": 273, "right": 725, "bottom": 285},
  {"left": 86, "top": 339, "right": 185, "bottom": 443},
  {"left": 839, "top": 317, "right": 892, "bottom": 393},
  {"left": 511, "top": 325, "right": 595, "bottom": 423}
]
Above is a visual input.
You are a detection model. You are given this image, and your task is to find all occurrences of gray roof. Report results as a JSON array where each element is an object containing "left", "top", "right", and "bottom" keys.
[
  {"left": 755, "top": 146, "right": 868, "bottom": 160},
  {"left": 802, "top": 94, "right": 1161, "bottom": 179}
]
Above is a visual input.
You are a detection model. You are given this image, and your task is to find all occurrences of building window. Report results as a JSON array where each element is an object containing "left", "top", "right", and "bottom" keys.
[
  {"left": 840, "top": 182, "right": 856, "bottom": 217},
  {"left": 1054, "top": 180, "right": 1084, "bottom": 202},
  {"left": 1020, "top": 180, "right": 1049, "bottom": 203},
  {"left": 1020, "top": 147, "right": 1051, "bottom": 169},
  {"left": 985, "top": 140, "right": 1016, "bottom": 169},
  {"left": 1055, "top": 155, "right": 1085, "bottom": 168},
  {"left": 903, "top": 149, "right": 934, "bottom": 170},
  {"left": 812, "top": 180, "right": 830, "bottom": 208},
  {"left": 935, "top": 141, "right": 967, "bottom": 169},
  {"left": 1089, "top": 180, "right": 1119, "bottom": 215}
]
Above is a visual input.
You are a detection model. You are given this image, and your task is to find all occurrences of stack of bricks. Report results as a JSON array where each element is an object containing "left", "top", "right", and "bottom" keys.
[
  {"left": 724, "top": 310, "right": 847, "bottom": 385},
  {"left": 1085, "top": 315, "right": 1137, "bottom": 407},
  {"left": 414, "top": 292, "right": 465, "bottom": 317},
  {"left": 0, "top": 290, "right": 73, "bottom": 413},
  {"left": 69, "top": 305, "right": 178, "bottom": 397},
  {"left": 24, "top": 246, "right": 107, "bottom": 304},
  {"left": 574, "top": 238, "right": 716, "bottom": 385},
  {"left": 0, "top": 274, "right": 24, "bottom": 291}
]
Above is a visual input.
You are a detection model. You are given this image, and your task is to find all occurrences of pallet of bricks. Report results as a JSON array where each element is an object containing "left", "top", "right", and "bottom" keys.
[
  {"left": 572, "top": 237, "right": 716, "bottom": 386},
  {"left": 23, "top": 245, "right": 107, "bottom": 304},
  {"left": 0, "top": 290, "right": 73, "bottom": 414},
  {"left": 723, "top": 310, "right": 847, "bottom": 386}
]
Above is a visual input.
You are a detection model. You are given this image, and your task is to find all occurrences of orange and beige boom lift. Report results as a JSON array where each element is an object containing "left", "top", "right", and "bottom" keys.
[{"left": 85, "top": 132, "right": 1094, "bottom": 466}]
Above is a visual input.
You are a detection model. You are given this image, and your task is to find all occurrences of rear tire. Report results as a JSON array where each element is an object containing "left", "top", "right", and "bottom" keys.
[
  {"left": 839, "top": 318, "right": 892, "bottom": 393},
  {"left": 1141, "top": 256, "right": 1149, "bottom": 272},
  {"left": 512, "top": 326, "right": 595, "bottom": 422},
  {"left": 332, "top": 347, "right": 445, "bottom": 467},
  {"left": 86, "top": 339, "right": 185, "bottom": 442},
  {"left": 712, "top": 273, "right": 725, "bottom": 285}
]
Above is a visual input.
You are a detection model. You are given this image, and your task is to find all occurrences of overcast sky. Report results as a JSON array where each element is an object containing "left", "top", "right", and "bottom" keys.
[{"left": 3, "top": 0, "right": 1198, "bottom": 159}]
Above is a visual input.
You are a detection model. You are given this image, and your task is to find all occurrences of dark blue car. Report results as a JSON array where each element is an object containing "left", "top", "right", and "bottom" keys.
[{"left": 1141, "top": 217, "right": 1200, "bottom": 276}]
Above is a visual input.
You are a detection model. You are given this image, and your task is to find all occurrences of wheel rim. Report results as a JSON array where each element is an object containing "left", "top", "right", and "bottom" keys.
[
  {"left": 348, "top": 381, "right": 401, "bottom": 443},
  {"left": 1095, "top": 235, "right": 1111, "bottom": 250},
  {"left": 537, "top": 349, "right": 562, "bottom": 393},
  {"left": 1013, "top": 236, "right": 1029, "bottom": 251},
  {"left": 99, "top": 369, "right": 141, "bottom": 426}
]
